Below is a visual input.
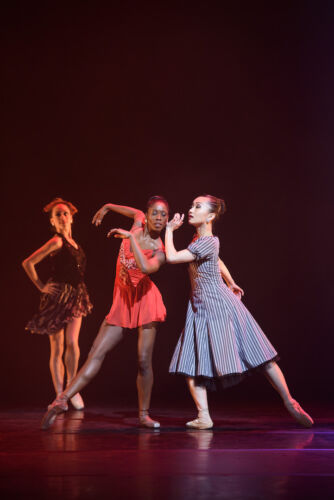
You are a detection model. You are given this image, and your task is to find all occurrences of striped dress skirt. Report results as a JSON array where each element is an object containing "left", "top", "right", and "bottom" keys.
[{"left": 169, "top": 235, "right": 278, "bottom": 389}]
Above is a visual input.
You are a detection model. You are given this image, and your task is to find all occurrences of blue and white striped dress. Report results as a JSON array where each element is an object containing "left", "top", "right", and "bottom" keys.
[{"left": 169, "top": 236, "right": 278, "bottom": 388}]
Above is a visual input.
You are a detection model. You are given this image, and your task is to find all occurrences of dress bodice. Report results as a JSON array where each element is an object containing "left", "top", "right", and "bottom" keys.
[
  {"left": 187, "top": 236, "right": 222, "bottom": 292},
  {"left": 49, "top": 233, "right": 86, "bottom": 287},
  {"left": 117, "top": 238, "right": 154, "bottom": 287}
]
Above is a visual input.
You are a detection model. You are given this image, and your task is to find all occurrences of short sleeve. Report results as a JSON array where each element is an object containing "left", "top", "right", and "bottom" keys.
[{"left": 187, "top": 237, "right": 217, "bottom": 261}]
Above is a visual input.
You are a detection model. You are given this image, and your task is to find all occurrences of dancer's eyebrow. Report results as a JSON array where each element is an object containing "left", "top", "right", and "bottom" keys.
[{"left": 152, "top": 209, "right": 167, "bottom": 214}]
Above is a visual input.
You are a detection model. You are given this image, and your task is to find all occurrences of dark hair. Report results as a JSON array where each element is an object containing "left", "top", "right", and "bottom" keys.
[
  {"left": 43, "top": 197, "right": 78, "bottom": 218},
  {"left": 203, "top": 194, "right": 226, "bottom": 222},
  {"left": 146, "top": 195, "right": 169, "bottom": 213}
]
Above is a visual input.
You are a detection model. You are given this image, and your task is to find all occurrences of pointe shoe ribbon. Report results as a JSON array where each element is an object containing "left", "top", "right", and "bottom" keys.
[
  {"left": 47, "top": 395, "right": 69, "bottom": 412},
  {"left": 139, "top": 410, "right": 160, "bottom": 428}
]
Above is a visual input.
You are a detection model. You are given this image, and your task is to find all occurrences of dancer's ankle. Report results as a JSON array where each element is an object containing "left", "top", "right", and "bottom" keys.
[
  {"left": 198, "top": 407, "right": 210, "bottom": 415},
  {"left": 57, "top": 392, "right": 69, "bottom": 402},
  {"left": 139, "top": 409, "right": 149, "bottom": 417}
]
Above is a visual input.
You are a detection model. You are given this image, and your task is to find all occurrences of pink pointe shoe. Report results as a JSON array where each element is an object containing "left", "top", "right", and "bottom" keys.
[
  {"left": 186, "top": 409, "right": 213, "bottom": 430},
  {"left": 284, "top": 399, "right": 314, "bottom": 428},
  {"left": 139, "top": 410, "right": 160, "bottom": 429},
  {"left": 70, "top": 393, "right": 85, "bottom": 410},
  {"left": 41, "top": 395, "right": 68, "bottom": 430}
]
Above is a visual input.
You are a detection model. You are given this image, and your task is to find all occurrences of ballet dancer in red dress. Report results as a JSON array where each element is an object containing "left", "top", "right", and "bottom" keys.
[{"left": 41, "top": 196, "right": 169, "bottom": 430}]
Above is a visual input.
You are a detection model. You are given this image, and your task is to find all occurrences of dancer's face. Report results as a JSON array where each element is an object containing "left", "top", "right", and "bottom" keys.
[
  {"left": 50, "top": 203, "right": 73, "bottom": 233},
  {"left": 188, "top": 197, "right": 214, "bottom": 226},
  {"left": 146, "top": 202, "right": 168, "bottom": 233}
]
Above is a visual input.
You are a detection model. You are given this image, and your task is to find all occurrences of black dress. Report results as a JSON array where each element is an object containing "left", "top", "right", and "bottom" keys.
[{"left": 26, "top": 234, "right": 93, "bottom": 335}]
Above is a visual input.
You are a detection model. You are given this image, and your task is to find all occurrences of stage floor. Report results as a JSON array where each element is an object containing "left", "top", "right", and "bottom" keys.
[{"left": 1, "top": 403, "right": 333, "bottom": 499}]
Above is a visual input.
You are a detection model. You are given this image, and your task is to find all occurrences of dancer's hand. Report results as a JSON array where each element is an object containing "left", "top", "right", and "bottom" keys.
[
  {"left": 40, "top": 281, "right": 59, "bottom": 296},
  {"left": 107, "top": 228, "right": 132, "bottom": 239},
  {"left": 167, "top": 213, "right": 184, "bottom": 231},
  {"left": 229, "top": 283, "right": 244, "bottom": 299},
  {"left": 92, "top": 205, "right": 109, "bottom": 226}
]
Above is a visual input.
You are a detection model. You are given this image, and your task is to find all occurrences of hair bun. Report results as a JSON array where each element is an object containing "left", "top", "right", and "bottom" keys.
[
  {"left": 203, "top": 194, "right": 226, "bottom": 222},
  {"left": 218, "top": 198, "right": 226, "bottom": 216}
]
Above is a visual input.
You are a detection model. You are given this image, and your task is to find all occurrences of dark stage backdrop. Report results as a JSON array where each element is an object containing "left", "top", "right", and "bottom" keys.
[{"left": 1, "top": 2, "right": 333, "bottom": 408}]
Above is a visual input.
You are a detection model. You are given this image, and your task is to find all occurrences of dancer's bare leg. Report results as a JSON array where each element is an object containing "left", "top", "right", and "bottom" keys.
[
  {"left": 263, "top": 361, "right": 313, "bottom": 427},
  {"left": 41, "top": 320, "right": 124, "bottom": 429},
  {"left": 42, "top": 320, "right": 123, "bottom": 425},
  {"left": 64, "top": 317, "right": 82, "bottom": 384},
  {"left": 263, "top": 362, "right": 293, "bottom": 403},
  {"left": 137, "top": 323, "right": 159, "bottom": 428},
  {"left": 186, "top": 377, "right": 209, "bottom": 411},
  {"left": 48, "top": 330, "right": 65, "bottom": 396},
  {"left": 62, "top": 320, "right": 124, "bottom": 399},
  {"left": 64, "top": 316, "right": 83, "bottom": 409},
  {"left": 185, "top": 377, "right": 213, "bottom": 429}
]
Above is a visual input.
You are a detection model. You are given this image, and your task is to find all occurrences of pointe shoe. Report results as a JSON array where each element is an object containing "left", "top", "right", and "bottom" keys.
[
  {"left": 186, "top": 409, "right": 213, "bottom": 430},
  {"left": 47, "top": 394, "right": 69, "bottom": 412},
  {"left": 284, "top": 399, "right": 314, "bottom": 428},
  {"left": 41, "top": 395, "right": 68, "bottom": 430},
  {"left": 139, "top": 410, "right": 160, "bottom": 429},
  {"left": 70, "top": 393, "right": 85, "bottom": 411}
]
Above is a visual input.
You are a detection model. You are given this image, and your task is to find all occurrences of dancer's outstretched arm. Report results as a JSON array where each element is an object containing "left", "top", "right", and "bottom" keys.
[
  {"left": 92, "top": 203, "right": 145, "bottom": 227},
  {"left": 165, "top": 213, "right": 195, "bottom": 264}
]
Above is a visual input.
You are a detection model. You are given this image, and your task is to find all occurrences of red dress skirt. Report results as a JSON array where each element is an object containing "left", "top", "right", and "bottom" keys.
[{"left": 105, "top": 239, "right": 166, "bottom": 329}]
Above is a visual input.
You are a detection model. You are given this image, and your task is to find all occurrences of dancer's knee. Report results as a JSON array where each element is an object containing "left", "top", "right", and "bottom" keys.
[
  {"left": 50, "top": 334, "right": 64, "bottom": 358},
  {"left": 263, "top": 361, "right": 276, "bottom": 372},
  {"left": 81, "top": 351, "right": 105, "bottom": 380},
  {"left": 50, "top": 344, "right": 64, "bottom": 360},
  {"left": 65, "top": 340, "right": 79, "bottom": 357},
  {"left": 138, "top": 354, "right": 152, "bottom": 376}
]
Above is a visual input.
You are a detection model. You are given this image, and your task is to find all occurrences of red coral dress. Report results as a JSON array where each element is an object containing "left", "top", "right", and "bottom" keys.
[{"left": 105, "top": 238, "right": 166, "bottom": 329}]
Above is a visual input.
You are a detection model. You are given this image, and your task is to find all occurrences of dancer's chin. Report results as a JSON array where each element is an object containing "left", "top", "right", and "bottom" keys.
[{"left": 148, "top": 226, "right": 164, "bottom": 235}]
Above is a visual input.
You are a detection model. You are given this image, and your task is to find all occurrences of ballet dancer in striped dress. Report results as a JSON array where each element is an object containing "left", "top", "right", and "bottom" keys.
[{"left": 165, "top": 195, "right": 313, "bottom": 430}]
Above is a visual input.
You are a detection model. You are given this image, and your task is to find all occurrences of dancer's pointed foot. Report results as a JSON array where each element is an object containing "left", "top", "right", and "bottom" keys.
[
  {"left": 139, "top": 410, "right": 160, "bottom": 429},
  {"left": 284, "top": 399, "right": 314, "bottom": 428},
  {"left": 186, "top": 409, "right": 213, "bottom": 430},
  {"left": 70, "top": 393, "right": 85, "bottom": 411},
  {"left": 41, "top": 395, "right": 68, "bottom": 430}
]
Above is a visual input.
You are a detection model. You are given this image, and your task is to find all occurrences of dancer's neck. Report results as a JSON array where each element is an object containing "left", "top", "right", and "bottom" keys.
[
  {"left": 196, "top": 224, "right": 213, "bottom": 238},
  {"left": 58, "top": 228, "right": 73, "bottom": 241},
  {"left": 143, "top": 224, "right": 160, "bottom": 240}
]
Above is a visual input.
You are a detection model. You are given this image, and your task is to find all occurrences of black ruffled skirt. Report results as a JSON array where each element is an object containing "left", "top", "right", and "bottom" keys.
[{"left": 26, "top": 281, "right": 93, "bottom": 335}]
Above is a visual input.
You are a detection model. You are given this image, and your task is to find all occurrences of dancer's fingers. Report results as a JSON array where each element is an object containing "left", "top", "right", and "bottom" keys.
[
  {"left": 92, "top": 212, "right": 100, "bottom": 225},
  {"left": 107, "top": 228, "right": 118, "bottom": 238},
  {"left": 107, "top": 228, "right": 130, "bottom": 239}
]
